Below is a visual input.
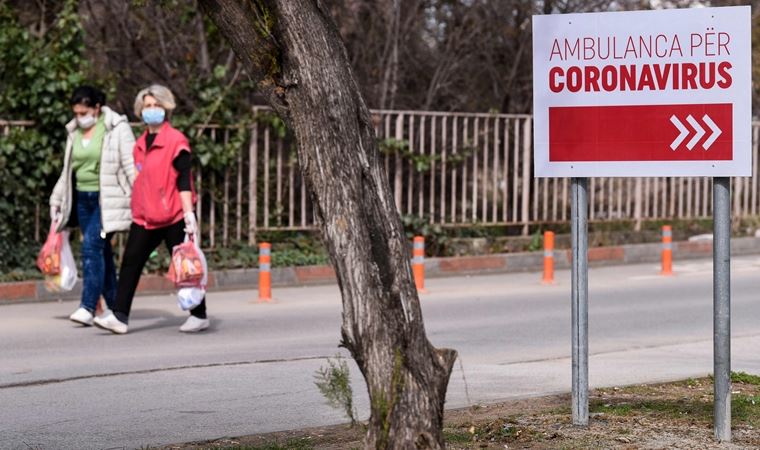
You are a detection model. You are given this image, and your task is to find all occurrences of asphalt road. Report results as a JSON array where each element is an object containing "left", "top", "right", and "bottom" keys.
[{"left": 1, "top": 256, "right": 760, "bottom": 449}]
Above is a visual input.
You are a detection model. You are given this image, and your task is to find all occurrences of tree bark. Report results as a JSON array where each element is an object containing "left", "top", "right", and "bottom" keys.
[{"left": 197, "top": 1, "right": 457, "bottom": 449}]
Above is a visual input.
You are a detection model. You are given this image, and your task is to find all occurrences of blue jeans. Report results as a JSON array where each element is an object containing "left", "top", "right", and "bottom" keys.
[{"left": 76, "top": 191, "right": 117, "bottom": 313}]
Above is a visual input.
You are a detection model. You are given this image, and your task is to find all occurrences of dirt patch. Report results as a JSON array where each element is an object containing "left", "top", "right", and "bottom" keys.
[{"left": 165, "top": 374, "right": 760, "bottom": 450}]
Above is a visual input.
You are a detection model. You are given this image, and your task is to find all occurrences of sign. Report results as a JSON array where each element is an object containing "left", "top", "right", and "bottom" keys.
[{"left": 532, "top": 6, "right": 751, "bottom": 177}]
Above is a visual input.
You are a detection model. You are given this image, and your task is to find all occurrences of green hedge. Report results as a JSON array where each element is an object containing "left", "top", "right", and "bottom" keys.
[{"left": 0, "top": 0, "right": 86, "bottom": 275}]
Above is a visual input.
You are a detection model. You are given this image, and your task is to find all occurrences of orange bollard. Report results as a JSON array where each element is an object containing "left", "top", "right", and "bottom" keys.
[
  {"left": 542, "top": 231, "right": 555, "bottom": 284},
  {"left": 661, "top": 225, "right": 673, "bottom": 276},
  {"left": 412, "top": 236, "right": 428, "bottom": 294},
  {"left": 258, "top": 242, "right": 272, "bottom": 302}
]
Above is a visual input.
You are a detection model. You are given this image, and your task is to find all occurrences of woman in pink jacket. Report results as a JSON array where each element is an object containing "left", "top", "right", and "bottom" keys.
[{"left": 94, "top": 84, "right": 209, "bottom": 334}]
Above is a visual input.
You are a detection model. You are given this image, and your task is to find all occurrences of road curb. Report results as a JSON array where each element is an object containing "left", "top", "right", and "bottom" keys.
[{"left": 3, "top": 236, "right": 760, "bottom": 304}]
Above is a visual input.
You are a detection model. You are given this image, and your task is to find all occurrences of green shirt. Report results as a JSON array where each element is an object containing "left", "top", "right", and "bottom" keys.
[{"left": 71, "top": 116, "right": 106, "bottom": 192}]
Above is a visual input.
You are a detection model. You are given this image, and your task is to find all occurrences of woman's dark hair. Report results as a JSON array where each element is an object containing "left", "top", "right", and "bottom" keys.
[{"left": 69, "top": 85, "right": 106, "bottom": 108}]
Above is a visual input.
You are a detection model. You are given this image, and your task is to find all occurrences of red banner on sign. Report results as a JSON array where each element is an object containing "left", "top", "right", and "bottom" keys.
[{"left": 549, "top": 104, "right": 732, "bottom": 162}]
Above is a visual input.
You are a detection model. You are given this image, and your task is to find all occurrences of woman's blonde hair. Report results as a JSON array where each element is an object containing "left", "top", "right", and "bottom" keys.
[{"left": 134, "top": 84, "right": 176, "bottom": 118}]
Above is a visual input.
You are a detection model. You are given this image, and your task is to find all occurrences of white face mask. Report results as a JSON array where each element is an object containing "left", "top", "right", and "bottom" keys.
[{"left": 76, "top": 114, "right": 96, "bottom": 130}]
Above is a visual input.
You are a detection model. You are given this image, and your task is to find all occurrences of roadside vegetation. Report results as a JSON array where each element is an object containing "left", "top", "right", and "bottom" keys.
[
  {"left": 5, "top": 215, "right": 760, "bottom": 283},
  {"left": 167, "top": 372, "right": 760, "bottom": 449}
]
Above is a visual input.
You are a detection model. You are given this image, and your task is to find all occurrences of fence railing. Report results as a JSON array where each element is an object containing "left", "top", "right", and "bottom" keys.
[{"left": 5, "top": 111, "right": 760, "bottom": 247}]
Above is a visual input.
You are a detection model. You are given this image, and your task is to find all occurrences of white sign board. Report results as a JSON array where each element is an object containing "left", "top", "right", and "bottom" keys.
[{"left": 532, "top": 6, "right": 751, "bottom": 177}]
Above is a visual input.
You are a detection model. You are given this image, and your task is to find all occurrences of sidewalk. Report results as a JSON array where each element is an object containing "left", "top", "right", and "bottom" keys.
[{"left": 3, "top": 236, "right": 760, "bottom": 303}]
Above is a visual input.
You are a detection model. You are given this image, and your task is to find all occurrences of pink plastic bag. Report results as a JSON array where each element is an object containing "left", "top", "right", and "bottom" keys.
[
  {"left": 167, "top": 233, "right": 206, "bottom": 288},
  {"left": 36, "top": 222, "right": 63, "bottom": 275}
]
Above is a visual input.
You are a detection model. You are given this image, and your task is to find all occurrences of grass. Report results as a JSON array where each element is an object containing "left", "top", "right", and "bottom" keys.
[
  {"left": 443, "top": 428, "right": 472, "bottom": 443},
  {"left": 732, "top": 371, "right": 760, "bottom": 385},
  {"left": 733, "top": 394, "right": 760, "bottom": 426},
  {"left": 588, "top": 373, "right": 760, "bottom": 427},
  {"left": 218, "top": 440, "right": 314, "bottom": 450},
  {"left": 590, "top": 398, "right": 713, "bottom": 421}
]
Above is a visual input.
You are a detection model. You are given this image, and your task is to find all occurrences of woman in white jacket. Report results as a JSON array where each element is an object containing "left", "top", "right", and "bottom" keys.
[{"left": 49, "top": 86, "right": 136, "bottom": 326}]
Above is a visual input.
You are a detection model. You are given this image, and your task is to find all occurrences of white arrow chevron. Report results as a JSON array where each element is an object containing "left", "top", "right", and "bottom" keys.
[
  {"left": 669, "top": 115, "right": 689, "bottom": 151},
  {"left": 685, "top": 115, "right": 705, "bottom": 150},
  {"left": 702, "top": 114, "right": 722, "bottom": 150}
]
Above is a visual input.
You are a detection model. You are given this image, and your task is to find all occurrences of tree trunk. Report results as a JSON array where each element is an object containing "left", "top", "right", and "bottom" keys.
[
  {"left": 378, "top": 0, "right": 401, "bottom": 110},
  {"left": 194, "top": 2, "right": 211, "bottom": 76},
  {"left": 197, "top": 1, "right": 457, "bottom": 448}
]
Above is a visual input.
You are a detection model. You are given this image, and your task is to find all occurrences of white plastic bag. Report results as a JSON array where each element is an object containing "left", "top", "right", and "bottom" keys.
[
  {"left": 177, "top": 232, "right": 207, "bottom": 311},
  {"left": 178, "top": 287, "right": 205, "bottom": 311},
  {"left": 44, "top": 231, "right": 78, "bottom": 292}
]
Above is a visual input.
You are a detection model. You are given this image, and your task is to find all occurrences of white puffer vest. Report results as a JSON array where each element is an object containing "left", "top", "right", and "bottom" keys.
[{"left": 49, "top": 106, "right": 137, "bottom": 234}]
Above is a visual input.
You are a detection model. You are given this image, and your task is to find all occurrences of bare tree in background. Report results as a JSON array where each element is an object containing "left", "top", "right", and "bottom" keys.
[
  {"left": 77, "top": 0, "right": 251, "bottom": 116},
  {"left": 9, "top": 0, "right": 758, "bottom": 115}
]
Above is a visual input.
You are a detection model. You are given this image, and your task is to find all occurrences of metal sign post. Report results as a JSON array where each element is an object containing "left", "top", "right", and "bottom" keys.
[
  {"left": 571, "top": 177, "right": 589, "bottom": 426},
  {"left": 713, "top": 177, "right": 731, "bottom": 442},
  {"left": 532, "top": 6, "right": 749, "bottom": 440}
]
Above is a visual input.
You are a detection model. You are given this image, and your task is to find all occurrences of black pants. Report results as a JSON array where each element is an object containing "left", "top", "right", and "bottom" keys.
[{"left": 114, "top": 220, "right": 207, "bottom": 323}]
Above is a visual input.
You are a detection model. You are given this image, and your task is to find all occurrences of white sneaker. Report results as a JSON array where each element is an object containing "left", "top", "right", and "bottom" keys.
[
  {"left": 93, "top": 312, "right": 128, "bottom": 335},
  {"left": 179, "top": 316, "right": 210, "bottom": 333},
  {"left": 96, "top": 307, "right": 113, "bottom": 319},
  {"left": 69, "top": 307, "right": 94, "bottom": 326}
]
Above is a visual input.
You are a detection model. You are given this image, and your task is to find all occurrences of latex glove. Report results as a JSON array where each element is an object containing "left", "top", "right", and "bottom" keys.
[
  {"left": 50, "top": 206, "right": 60, "bottom": 223},
  {"left": 183, "top": 211, "right": 198, "bottom": 236}
]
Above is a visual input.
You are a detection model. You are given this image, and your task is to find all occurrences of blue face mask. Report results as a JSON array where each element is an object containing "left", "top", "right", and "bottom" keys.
[{"left": 142, "top": 107, "right": 165, "bottom": 125}]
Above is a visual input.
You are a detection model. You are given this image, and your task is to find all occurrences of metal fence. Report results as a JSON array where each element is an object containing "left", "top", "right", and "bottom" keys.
[
  {"left": 4, "top": 112, "right": 760, "bottom": 247},
  {"left": 237, "top": 107, "right": 760, "bottom": 240}
]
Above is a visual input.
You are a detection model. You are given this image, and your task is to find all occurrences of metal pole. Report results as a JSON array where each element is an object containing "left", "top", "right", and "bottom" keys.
[
  {"left": 713, "top": 176, "right": 731, "bottom": 442},
  {"left": 571, "top": 177, "right": 589, "bottom": 426}
]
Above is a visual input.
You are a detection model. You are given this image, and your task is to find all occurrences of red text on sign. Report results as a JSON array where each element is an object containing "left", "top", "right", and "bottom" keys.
[
  {"left": 549, "top": 62, "right": 732, "bottom": 93},
  {"left": 549, "top": 31, "right": 732, "bottom": 61}
]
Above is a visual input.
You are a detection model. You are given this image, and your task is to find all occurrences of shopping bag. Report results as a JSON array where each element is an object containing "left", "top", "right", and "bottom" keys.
[
  {"left": 167, "top": 232, "right": 207, "bottom": 288},
  {"left": 36, "top": 222, "right": 63, "bottom": 275},
  {"left": 43, "top": 231, "right": 78, "bottom": 292},
  {"left": 177, "top": 286, "right": 205, "bottom": 311},
  {"left": 168, "top": 232, "right": 208, "bottom": 311}
]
